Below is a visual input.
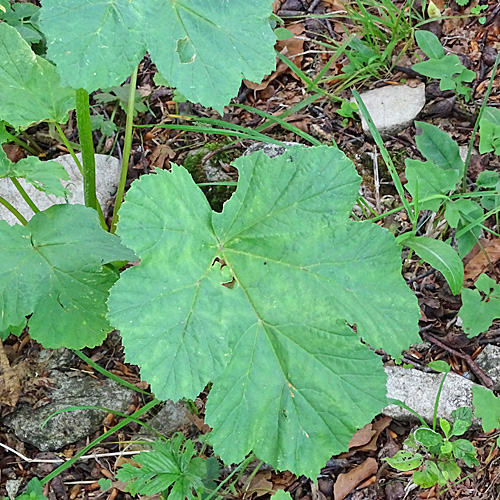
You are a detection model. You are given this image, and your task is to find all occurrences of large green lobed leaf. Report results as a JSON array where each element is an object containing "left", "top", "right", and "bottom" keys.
[
  {"left": 108, "top": 146, "right": 420, "bottom": 477},
  {"left": 39, "top": 0, "right": 276, "bottom": 111},
  {"left": 0, "top": 204, "right": 134, "bottom": 348},
  {"left": 0, "top": 22, "right": 74, "bottom": 127}
]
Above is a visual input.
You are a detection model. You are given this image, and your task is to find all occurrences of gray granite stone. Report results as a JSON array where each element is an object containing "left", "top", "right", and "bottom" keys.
[{"left": 383, "top": 365, "right": 480, "bottom": 428}]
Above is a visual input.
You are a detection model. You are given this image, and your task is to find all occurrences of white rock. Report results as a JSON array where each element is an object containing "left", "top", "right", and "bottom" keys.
[
  {"left": 353, "top": 83, "right": 426, "bottom": 138},
  {"left": 0, "top": 153, "right": 121, "bottom": 225},
  {"left": 383, "top": 365, "right": 480, "bottom": 428},
  {"left": 475, "top": 344, "right": 500, "bottom": 391}
]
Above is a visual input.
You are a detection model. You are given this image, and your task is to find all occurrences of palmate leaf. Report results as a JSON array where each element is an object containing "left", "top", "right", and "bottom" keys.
[
  {"left": 117, "top": 434, "right": 206, "bottom": 500},
  {"left": 0, "top": 22, "right": 74, "bottom": 127},
  {"left": 108, "top": 146, "right": 420, "bottom": 477},
  {"left": 39, "top": 0, "right": 276, "bottom": 112},
  {"left": 0, "top": 204, "right": 134, "bottom": 348}
]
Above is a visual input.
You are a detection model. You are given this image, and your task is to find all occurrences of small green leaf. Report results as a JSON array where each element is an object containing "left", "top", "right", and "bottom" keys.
[
  {"left": 413, "top": 55, "right": 475, "bottom": 99},
  {"left": 413, "top": 460, "right": 439, "bottom": 488},
  {"left": 337, "top": 100, "right": 358, "bottom": 119},
  {"left": 405, "top": 159, "right": 460, "bottom": 211},
  {"left": 440, "top": 418, "right": 451, "bottom": 438},
  {"left": 89, "top": 115, "right": 117, "bottom": 138},
  {"left": 94, "top": 85, "right": 147, "bottom": 117},
  {"left": 15, "top": 478, "right": 48, "bottom": 500},
  {"left": 274, "top": 27, "right": 294, "bottom": 41},
  {"left": 428, "top": 360, "right": 451, "bottom": 373},
  {"left": 415, "top": 31, "right": 445, "bottom": 60},
  {"left": 452, "top": 439, "right": 478, "bottom": 467},
  {"left": 0, "top": 22, "right": 74, "bottom": 127},
  {"left": 414, "top": 122, "right": 464, "bottom": 174},
  {"left": 479, "top": 116, "right": 500, "bottom": 155},
  {"left": 415, "top": 427, "right": 443, "bottom": 448},
  {"left": 440, "top": 440, "right": 453, "bottom": 454},
  {"left": 0, "top": 204, "right": 134, "bottom": 349},
  {"left": 459, "top": 274, "right": 500, "bottom": 336},
  {"left": 451, "top": 407, "right": 472, "bottom": 436},
  {"left": 444, "top": 199, "right": 483, "bottom": 258},
  {"left": 436, "top": 458, "right": 461, "bottom": 484},
  {"left": 476, "top": 171, "right": 500, "bottom": 211},
  {"left": 0, "top": 155, "right": 70, "bottom": 197},
  {"left": 117, "top": 434, "right": 207, "bottom": 500},
  {"left": 427, "top": 1, "right": 441, "bottom": 17},
  {"left": 473, "top": 383, "right": 500, "bottom": 432},
  {"left": 385, "top": 450, "right": 423, "bottom": 471},
  {"left": 98, "top": 479, "right": 112, "bottom": 491},
  {"left": 403, "top": 236, "right": 464, "bottom": 295},
  {"left": 404, "top": 432, "right": 418, "bottom": 449}
]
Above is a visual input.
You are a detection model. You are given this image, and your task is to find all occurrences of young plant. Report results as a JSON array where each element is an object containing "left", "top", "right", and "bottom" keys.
[
  {"left": 386, "top": 362, "right": 478, "bottom": 489},
  {"left": 412, "top": 30, "right": 476, "bottom": 101},
  {"left": 116, "top": 433, "right": 209, "bottom": 500}
]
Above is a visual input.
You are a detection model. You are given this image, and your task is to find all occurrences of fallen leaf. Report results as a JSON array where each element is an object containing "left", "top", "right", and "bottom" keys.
[
  {"left": 464, "top": 239, "right": 500, "bottom": 281},
  {"left": 333, "top": 457, "right": 378, "bottom": 500},
  {"left": 348, "top": 424, "right": 376, "bottom": 448},
  {"left": 321, "top": 0, "right": 346, "bottom": 11},
  {"left": 242, "top": 470, "right": 273, "bottom": 498},
  {"left": 149, "top": 144, "right": 175, "bottom": 170},
  {"left": 0, "top": 338, "right": 20, "bottom": 407},
  {"left": 354, "top": 416, "right": 392, "bottom": 452}
]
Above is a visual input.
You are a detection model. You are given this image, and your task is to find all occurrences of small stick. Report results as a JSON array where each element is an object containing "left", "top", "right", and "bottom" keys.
[
  {"left": 421, "top": 330, "right": 494, "bottom": 388},
  {"left": 200, "top": 143, "right": 244, "bottom": 167},
  {"left": 0, "top": 442, "right": 150, "bottom": 464}
]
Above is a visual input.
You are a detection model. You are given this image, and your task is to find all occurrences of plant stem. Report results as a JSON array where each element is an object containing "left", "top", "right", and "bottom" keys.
[
  {"left": 204, "top": 454, "right": 256, "bottom": 500},
  {"left": 353, "top": 89, "right": 416, "bottom": 224},
  {"left": 54, "top": 122, "right": 83, "bottom": 174},
  {"left": 20, "top": 131, "right": 44, "bottom": 154},
  {"left": 110, "top": 65, "right": 138, "bottom": 234},
  {"left": 40, "top": 398, "right": 159, "bottom": 485},
  {"left": 0, "top": 194, "right": 28, "bottom": 225},
  {"left": 56, "top": 120, "right": 107, "bottom": 230},
  {"left": 10, "top": 178, "right": 39, "bottom": 214},
  {"left": 4, "top": 131, "right": 38, "bottom": 155},
  {"left": 76, "top": 89, "right": 98, "bottom": 211}
]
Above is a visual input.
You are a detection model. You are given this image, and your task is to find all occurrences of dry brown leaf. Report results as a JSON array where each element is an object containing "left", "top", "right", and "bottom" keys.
[
  {"left": 149, "top": 144, "right": 175, "bottom": 169},
  {"left": 354, "top": 416, "right": 392, "bottom": 452},
  {"left": 242, "top": 470, "right": 273, "bottom": 498},
  {"left": 273, "top": 0, "right": 283, "bottom": 13},
  {"left": 0, "top": 338, "right": 20, "bottom": 407},
  {"left": 321, "top": 0, "right": 346, "bottom": 11},
  {"left": 464, "top": 239, "right": 500, "bottom": 281},
  {"left": 348, "top": 424, "right": 376, "bottom": 449},
  {"left": 333, "top": 457, "right": 378, "bottom": 500}
]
